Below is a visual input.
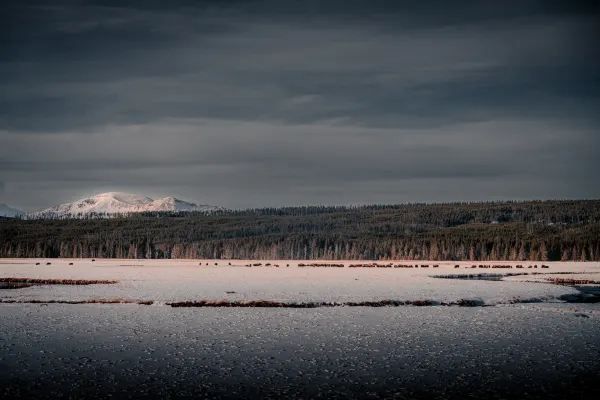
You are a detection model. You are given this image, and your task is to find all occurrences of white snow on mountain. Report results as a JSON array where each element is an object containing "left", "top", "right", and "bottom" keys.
[
  {"left": 26, "top": 192, "right": 224, "bottom": 219},
  {"left": 0, "top": 203, "right": 24, "bottom": 218}
]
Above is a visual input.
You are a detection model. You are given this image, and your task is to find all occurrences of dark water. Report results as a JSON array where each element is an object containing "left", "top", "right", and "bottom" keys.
[{"left": 560, "top": 286, "right": 600, "bottom": 303}]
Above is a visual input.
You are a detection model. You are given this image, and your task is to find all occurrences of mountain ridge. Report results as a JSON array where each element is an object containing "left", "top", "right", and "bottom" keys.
[{"left": 26, "top": 192, "right": 223, "bottom": 219}]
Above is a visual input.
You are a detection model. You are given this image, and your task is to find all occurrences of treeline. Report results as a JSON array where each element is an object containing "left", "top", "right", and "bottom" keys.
[{"left": 1, "top": 200, "right": 599, "bottom": 261}]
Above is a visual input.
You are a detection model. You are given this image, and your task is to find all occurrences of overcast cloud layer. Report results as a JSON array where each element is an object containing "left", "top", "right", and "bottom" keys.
[{"left": 1, "top": 0, "right": 599, "bottom": 210}]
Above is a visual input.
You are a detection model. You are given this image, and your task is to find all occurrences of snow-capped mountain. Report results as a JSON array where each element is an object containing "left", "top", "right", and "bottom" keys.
[
  {"left": 27, "top": 192, "right": 224, "bottom": 219},
  {"left": 0, "top": 203, "right": 24, "bottom": 218}
]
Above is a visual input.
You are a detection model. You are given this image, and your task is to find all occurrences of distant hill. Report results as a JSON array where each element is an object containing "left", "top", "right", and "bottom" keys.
[
  {"left": 1, "top": 200, "right": 599, "bottom": 261},
  {"left": 0, "top": 203, "right": 23, "bottom": 218}
]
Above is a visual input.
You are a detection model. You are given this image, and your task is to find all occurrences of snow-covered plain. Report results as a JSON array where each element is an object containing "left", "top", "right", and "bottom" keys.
[
  {"left": 1, "top": 259, "right": 600, "bottom": 399},
  {"left": 0, "top": 259, "right": 598, "bottom": 306}
]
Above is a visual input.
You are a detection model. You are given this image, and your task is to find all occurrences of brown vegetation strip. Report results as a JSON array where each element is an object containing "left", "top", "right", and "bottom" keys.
[
  {"left": 4, "top": 295, "right": 595, "bottom": 307},
  {"left": 0, "top": 299, "right": 152, "bottom": 305},
  {"left": 0, "top": 278, "right": 118, "bottom": 285},
  {"left": 433, "top": 273, "right": 529, "bottom": 279},
  {"left": 166, "top": 299, "right": 488, "bottom": 308},
  {"left": 546, "top": 277, "right": 600, "bottom": 285},
  {"left": 169, "top": 300, "right": 322, "bottom": 308},
  {"left": 0, "top": 298, "right": 488, "bottom": 307},
  {"left": 433, "top": 271, "right": 595, "bottom": 280}
]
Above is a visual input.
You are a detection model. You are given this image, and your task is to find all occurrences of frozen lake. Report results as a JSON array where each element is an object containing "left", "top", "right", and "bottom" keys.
[{"left": 1, "top": 259, "right": 599, "bottom": 398}]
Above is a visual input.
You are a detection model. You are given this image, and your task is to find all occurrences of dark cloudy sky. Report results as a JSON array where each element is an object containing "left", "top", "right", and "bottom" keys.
[{"left": 1, "top": 0, "right": 599, "bottom": 210}]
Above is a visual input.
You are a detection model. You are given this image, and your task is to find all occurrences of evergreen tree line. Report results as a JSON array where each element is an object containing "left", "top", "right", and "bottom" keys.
[{"left": 1, "top": 200, "right": 599, "bottom": 261}]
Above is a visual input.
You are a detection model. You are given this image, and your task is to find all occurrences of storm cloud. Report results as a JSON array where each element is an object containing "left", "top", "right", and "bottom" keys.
[{"left": 1, "top": 0, "right": 599, "bottom": 210}]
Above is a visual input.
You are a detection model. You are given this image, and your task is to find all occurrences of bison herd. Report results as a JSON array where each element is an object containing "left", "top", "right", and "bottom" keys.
[{"left": 193, "top": 262, "right": 552, "bottom": 269}]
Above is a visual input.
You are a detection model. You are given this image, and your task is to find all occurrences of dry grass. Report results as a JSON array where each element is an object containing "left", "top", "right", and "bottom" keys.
[
  {"left": 0, "top": 278, "right": 118, "bottom": 285},
  {"left": 8, "top": 294, "right": 589, "bottom": 307},
  {"left": 546, "top": 277, "right": 600, "bottom": 285},
  {"left": 168, "top": 300, "right": 323, "bottom": 308},
  {"left": 434, "top": 272, "right": 528, "bottom": 280},
  {"left": 167, "top": 298, "right": 488, "bottom": 308},
  {"left": 0, "top": 282, "right": 36, "bottom": 289},
  {"left": 0, "top": 298, "right": 153, "bottom": 305}
]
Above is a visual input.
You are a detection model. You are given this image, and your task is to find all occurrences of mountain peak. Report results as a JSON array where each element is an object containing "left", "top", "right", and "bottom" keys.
[
  {"left": 26, "top": 192, "right": 223, "bottom": 219},
  {"left": 95, "top": 192, "right": 153, "bottom": 204}
]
